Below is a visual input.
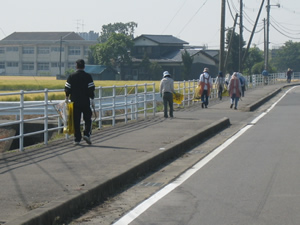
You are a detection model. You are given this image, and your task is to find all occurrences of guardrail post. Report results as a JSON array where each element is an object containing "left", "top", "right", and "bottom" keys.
[
  {"left": 19, "top": 90, "right": 24, "bottom": 151},
  {"left": 124, "top": 85, "right": 128, "bottom": 124},
  {"left": 144, "top": 84, "right": 147, "bottom": 119},
  {"left": 44, "top": 89, "right": 49, "bottom": 146},
  {"left": 98, "top": 86, "right": 102, "bottom": 129},
  {"left": 182, "top": 81, "right": 186, "bottom": 107},
  {"left": 112, "top": 85, "right": 116, "bottom": 126},
  {"left": 252, "top": 75, "right": 256, "bottom": 88},
  {"left": 152, "top": 83, "right": 156, "bottom": 116},
  {"left": 135, "top": 84, "right": 138, "bottom": 120}
]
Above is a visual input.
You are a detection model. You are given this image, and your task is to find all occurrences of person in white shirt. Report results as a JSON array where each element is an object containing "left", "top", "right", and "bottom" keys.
[
  {"left": 214, "top": 71, "right": 224, "bottom": 100},
  {"left": 199, "top": 68, "right": 213, "bottom": 108},
  {"left": 160, "top": 71, "right": 175, "bottom": 118}
]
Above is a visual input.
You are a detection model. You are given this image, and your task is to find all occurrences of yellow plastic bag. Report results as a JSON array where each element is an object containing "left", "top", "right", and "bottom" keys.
[
  {"left": 222, "top": 87, "right": 229, "bottom": 97},
  {"left": 173, "top": 93, "right": 184, "bottom": 104},
  {"left": 194, "top": 86, "right": 201, "bottom": 99},
  {"left": 63, "top": 102, "right": 74, "bottom": 135}
]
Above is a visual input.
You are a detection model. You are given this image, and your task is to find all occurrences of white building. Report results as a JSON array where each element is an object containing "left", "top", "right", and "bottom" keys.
[{"left": 0, "top": 32, "right": 97, "bottom": 76}]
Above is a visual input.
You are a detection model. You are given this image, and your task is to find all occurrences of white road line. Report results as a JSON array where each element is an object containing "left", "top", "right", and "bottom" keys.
[{"left": 113, "top": 86, "right": 297, "bottom": 225}]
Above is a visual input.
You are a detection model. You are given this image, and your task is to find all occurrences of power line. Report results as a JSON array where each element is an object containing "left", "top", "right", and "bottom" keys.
[
  {"left": 270, "top": 23, "right": 300, "bottom": 40},
  {"left": 177, "top": 0, "right": 209, "bottom": 36},
  {"left": 271, "top": 16, "right": 300, "bottom": 35},
  {"left": 162, "top": 0, "right": 188, "bottom": 34}
]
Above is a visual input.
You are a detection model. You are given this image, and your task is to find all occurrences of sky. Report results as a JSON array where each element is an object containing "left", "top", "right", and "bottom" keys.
[{"left": 1, "top": 0, "right": 300, "bottom": 50}]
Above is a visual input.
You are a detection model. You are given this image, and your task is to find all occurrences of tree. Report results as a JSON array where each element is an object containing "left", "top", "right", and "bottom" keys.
[
  {"left": 225, "top": 29, "right": 246, "bottom": 73},
  {"left": 93, "top": 33, "right": 134, "bottom": 79},
  {"left": 272, "top": 41, "right": 300, "bottom": 72},
  {"left": 99, "top": 22, "right": 138, "bottom": 43},
  {"left": 243, "top": 45, "right": 264, "bottom": 75},
  {"left": 181, "top": 50, "right": 194, "bottom": 80}
]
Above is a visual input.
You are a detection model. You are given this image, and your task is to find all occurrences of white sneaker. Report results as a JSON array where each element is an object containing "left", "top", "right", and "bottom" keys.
[
  {"left": 83, "top": 136, "right": 92, "bottom": 145},
  {"left": 73, "top": 141, "right": 80, "bottom": 145}
]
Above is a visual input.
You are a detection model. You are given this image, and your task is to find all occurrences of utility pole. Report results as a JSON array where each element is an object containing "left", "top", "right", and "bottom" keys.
[
  {"left": 242, "top": 0, "right": 265, "bottom": 65},
  {"left": 239, "top": 0, "right": 243, "bottom": 72},
  {"left": 265, "top": 0, "right": 270, "bottom": 71},
  {"left": 219, "top": 0, "right": 226, "bottom": 73},
  {"left": 265, "top": 0, "right": 280, "bottom": 71},
  {"left": 224, "top": 14, "right": 238, "bottom": 73}
]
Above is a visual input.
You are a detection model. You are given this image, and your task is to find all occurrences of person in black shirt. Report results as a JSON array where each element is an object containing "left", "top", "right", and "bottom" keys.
[{"left": 65, "top": 59, "right": 95, "bottom": 145}]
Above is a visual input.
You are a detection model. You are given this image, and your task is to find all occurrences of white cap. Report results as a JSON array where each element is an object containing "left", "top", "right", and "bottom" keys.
[{"left": 163, "top": 71, "right": 171, "bottom": 77}]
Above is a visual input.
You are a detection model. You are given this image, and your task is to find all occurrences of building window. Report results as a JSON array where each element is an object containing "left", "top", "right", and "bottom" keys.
[
  {"left": 6, "top": 47, "right": 18, "bottom": 52},
  {"left": 68, "top": 46, "right": 80, "bottom": 55},
  {"left": 22, "top": 47, "right": 34, "bottom": 54},
  {"left": 0, "top": 47, "right": 5, "bottom": 54},
  {"left": 51, "top": 62, "right": 64, "bottom": 67},
  {"left": 22, "top": 62, "right": 34, "bottom": 70},
  {"left": 7, "top": 62, "right": 19, "bottom": 67},
  {"left": 51, "top": 47, "right": 64, "bottom": 52},
  {"left": 0, "top": 62, "right": 5, "bottom": 69},
  {"left": 84, "top": 47, "right": 90, "bottom": 56},
  {"left": 37, "top": 63, "right": 49, "bottom": 70},
  {"left": 68, "top": 62, "right": 76, "bottom": 68},
  {"left": 38, "top": 47, "right": 50, "bottom": 54}
]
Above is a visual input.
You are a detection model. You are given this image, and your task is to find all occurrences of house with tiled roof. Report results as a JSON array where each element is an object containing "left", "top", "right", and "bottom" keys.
[
  {"left": 126, "top": 34, "right": 219, "bottom": 80},
  {"left": 0, "top": 32, "right": 96, "bottom": 76}
]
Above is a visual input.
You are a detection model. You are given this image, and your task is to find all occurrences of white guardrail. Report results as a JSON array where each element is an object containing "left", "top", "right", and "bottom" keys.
[{"left": 0, "top": 73, "right": 289, "bottom": 151}]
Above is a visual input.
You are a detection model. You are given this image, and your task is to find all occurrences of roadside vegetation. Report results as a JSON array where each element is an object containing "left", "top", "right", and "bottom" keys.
[{"left": 0, "top": 76, "right": 161, "bottom": 101}]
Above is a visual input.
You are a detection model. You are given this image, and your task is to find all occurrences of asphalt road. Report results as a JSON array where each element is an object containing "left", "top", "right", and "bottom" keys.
[{"left": 110, "top": 86, "right": 300, "bottom": 225}]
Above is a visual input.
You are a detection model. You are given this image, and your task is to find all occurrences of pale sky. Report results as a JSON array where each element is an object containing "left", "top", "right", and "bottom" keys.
[{"left": 1, "top": 0, "right": 300, "bottom": 49}]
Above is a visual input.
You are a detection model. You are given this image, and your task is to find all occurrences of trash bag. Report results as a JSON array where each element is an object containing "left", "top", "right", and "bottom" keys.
[
  {"left": 64, "top": 102, "right": 74, "bottom": 134},
  {"left": 194, "top": 86, "right": 201, "bottom": 99},
  {"left": 173, "top": 93, "right": 184, "bottom": 104},
  {"left": 54, "top": 101, "right": 67, "bottom": 123},
  {"left": 222, "top": 87, "right": 229, "bottom": 97}
]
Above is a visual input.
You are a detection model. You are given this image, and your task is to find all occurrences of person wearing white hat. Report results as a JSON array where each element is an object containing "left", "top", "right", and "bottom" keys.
[
  {"left": 199, "top": 68, "right": 212, "bottom": 108},
  {"left": 160, "top": 71, "right": 175, "bottom": 118}
]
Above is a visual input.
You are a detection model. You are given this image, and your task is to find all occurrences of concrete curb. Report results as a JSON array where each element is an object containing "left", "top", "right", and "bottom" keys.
[
  {"left": 245, "top": 87, "right": 282, "bottom": 112},
  {"left": 244, "top": 83, "right": 300, "bottom": 112},
  {"left": 6, "top": 117, "right": 230, "bottom": 225}
]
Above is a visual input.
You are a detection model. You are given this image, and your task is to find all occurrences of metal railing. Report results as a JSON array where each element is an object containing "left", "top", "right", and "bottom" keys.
[{"left": 0, "top": 73, "right": 288, "bottom": 151}]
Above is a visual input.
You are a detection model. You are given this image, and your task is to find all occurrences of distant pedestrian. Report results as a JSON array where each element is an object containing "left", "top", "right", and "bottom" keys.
[
  {"left": 225, "top": 73, "right": 231, "bottom": 86},
  {"left": 160, "top": 71, "right": 175, "bottom": 118},
  {"left": 65, "top": 59, "right": 95, "bottom": 145},
  {"left": 286, "top": 68, "right": 293, "bottom": 83},
  {"left": 262, "top": 70, "right": 269, "bottom": 85},
  {"left": 237, "top": 73, "right": 246, "bottom": 97},
  {"left": 228, "top": 72, "right": 242, "bottom": 110},
  {"left": 214, "top": 71, "right": 224, "bottom": 100},
  {"left": 199, "top": 68, "right": 212, "bottom": 108}
]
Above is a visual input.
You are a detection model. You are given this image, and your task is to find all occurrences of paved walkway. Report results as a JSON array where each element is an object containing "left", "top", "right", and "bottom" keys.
[{"left": 0, "top": 83, "right": 296, "bottom": 225}]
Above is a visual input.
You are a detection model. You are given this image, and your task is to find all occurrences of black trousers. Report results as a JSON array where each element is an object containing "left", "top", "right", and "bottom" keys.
[{"left": 73, "top": 104, "right": 92, "bottom": 142}]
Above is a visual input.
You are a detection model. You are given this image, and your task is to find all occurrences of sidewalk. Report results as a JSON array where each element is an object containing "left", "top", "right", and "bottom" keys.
[{"left": 0, "top": 83, "right": 295, "bottom": 225}]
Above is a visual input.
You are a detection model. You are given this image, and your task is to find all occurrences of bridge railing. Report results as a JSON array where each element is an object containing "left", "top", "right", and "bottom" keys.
[{"left": 0, "top": 73, "right": 288, "bottom": 151}]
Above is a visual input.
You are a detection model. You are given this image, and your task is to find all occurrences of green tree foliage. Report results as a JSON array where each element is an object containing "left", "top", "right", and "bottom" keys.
[
  {"left": 99, "top": 22, "right": 138, "bottom": 43},
  {"left": 181, "top": 50, "right": 194, "bottom": 80},
  {"left": 96, "top": 34, "right": 133, "bottom": 65},
  {"left": 243, "top": 46, "right": 264, "bottom": 75},
  {"left": 272, "top": 41, "right": 300, "bottom": 72},
  {"left": 91, "top": 33, "right": 134, "bottom": 79},
  {"left": 225, "top": 29, "right": 246, "bottom": 73}
]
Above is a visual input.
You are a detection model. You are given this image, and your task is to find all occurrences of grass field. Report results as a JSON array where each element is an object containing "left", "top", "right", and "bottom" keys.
[{"left": 0, "top": 76, "right": 161, "bottom": 101}]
